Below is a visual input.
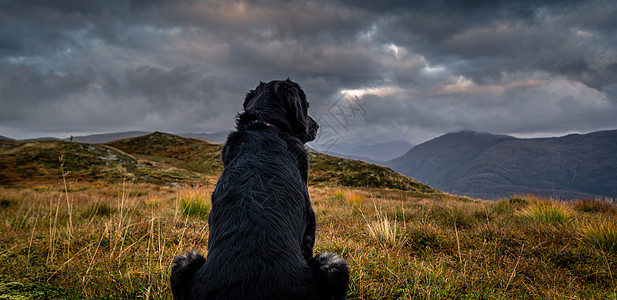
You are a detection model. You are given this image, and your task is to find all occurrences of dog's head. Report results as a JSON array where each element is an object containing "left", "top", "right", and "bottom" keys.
[{"left": 242, "top": 79, "right": 318, "bottom": 143}]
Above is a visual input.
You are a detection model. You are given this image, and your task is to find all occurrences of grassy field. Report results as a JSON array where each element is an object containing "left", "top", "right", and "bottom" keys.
[
  {"left": 1, "top": 181, "right": 616, "bottom": 299},
  {"left": 1, "top": 133, "right": 616, "bottom": 299}
]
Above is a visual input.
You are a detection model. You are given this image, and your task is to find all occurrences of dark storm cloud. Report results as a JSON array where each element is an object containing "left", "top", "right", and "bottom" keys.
[
  {"left": 162, "top": 0, "right": 369, "bottom": 40},
  {"left": 0, "top": 63, "right": 240, "bottom": 135},
  {"left": 366, "top": 0, "right": 617, "bottom": 87},
  {"left": 0, "top": 0, "right": 616, "bottom": 142},
  {"left": 362, "top": 81, "right": 614, "bottom": 132}
]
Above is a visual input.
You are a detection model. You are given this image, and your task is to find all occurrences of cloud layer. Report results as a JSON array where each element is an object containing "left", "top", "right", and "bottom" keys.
[{"left": 1, "top": 0, "right": 616, "bottom": 143}]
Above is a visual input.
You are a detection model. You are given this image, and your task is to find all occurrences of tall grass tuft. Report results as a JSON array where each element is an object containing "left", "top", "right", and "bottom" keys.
[
  {"left": 346, "top": 191, "right": 364, "bottom": 206},
  {"left": 145, "top": 196, "right": 161, "bottom": 209},
  {"left": 331, "top": 189, "right": 364, "bottom": 206},
  {"left": 178, "top": 188, "right": 211, "bottom": 218},
  {"left": 365, "top": 205, "right": 404, "bottom": 248},
  {"left": 519, "top": 197, "right": 573, "bottom": 225},
  {"left": 582, "top": 220, "right": 617, "bottom": 254},
  {"left": 573, "top": 198, "right": 617, "bottom": 214},
  {"left": 333, "top": 189, "right": 345, "bottom": 200}
]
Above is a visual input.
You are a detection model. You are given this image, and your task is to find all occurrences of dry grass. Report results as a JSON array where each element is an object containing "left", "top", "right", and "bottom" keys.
[
  {"left": 582, "top": 219, "right": 617, "bottom": 254},
  {"left": 574, "top": 198, "right": 617, "bottom": 214},
  {"left": 1, "top": 184, "right": 617, "bottom": 299},
  {"left": 177, "top": 188, "right": 211, "bottom": 219},
  {"left": 519, "top": 196, "right": 574, "bottom": 225},
  {"left": 0, "top": 183, "right": 211, "bottom": 299},
  {"left": 365, "top": 204, "right": 405, "bottom": 248}
]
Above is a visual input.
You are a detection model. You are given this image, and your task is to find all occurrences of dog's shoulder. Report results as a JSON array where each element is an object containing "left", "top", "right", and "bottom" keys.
[
  {"left": 221, "top": 130, "right": 247, "bottom": 166},
  {"left": 221, "top": 128, "right": 289, "bottom": 166},
  {"left": 283, "top": 135, "right": 310, "bottom": 183}
]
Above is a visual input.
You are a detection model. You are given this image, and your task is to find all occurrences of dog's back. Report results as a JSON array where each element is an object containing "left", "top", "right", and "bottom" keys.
[
  {"left": 171, "top": 80, "right": 349, "bottom": 300},
  {"left": 197, "top": 129, "right": 317, "bottom": 299}
]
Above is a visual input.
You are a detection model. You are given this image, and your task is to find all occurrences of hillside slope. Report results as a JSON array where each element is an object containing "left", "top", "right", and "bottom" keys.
[
  {"left": 0, "top": 139, "right": 205, "bottom": 186},
  {"left": 1, "top": 132, "right": 440, "bottom": 194},
  {"left": 68, "top": 131, "right": 151, "bottom": 143},
  {"left": 65, "top": 131, "right": 229, "bottom": 144},
  {"left": 389, "top": 130, "right": 617, "bottom": 199},
  {"left": 109, "top": 132, "right": 439, "bottom": 193},
  {"left": 309, "top": 151, "right": 438, "bottom": 193},
  {"left": 107, "top": 132, "right": 224, "bottom": 176}
]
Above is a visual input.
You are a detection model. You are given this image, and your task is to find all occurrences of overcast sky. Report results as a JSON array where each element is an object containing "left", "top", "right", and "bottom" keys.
[{"left": 1, "top": 0, "right": 616, "bottom": 146}]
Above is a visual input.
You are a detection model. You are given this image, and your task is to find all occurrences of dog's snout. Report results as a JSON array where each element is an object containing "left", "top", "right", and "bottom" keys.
[
  {"left": 304, "top": 116, "right": 319, "bottom": 142},
  {"left": 309, "top": 117, "right": 318, "bottom": 130}
]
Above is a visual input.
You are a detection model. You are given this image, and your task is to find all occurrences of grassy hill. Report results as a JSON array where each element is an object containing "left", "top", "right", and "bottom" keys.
[
  {"left": 0, "top": 139, "right": 206, "bottom": 186},
  {"left": 108, "top": 132, "right": 439, "bottom": 193},
  {"left": 0, "top": 131, "right": 441, "bottom": 194},
  {"left": 107, "top": 131, "right": 224, "bottom": 176},
  {"left": 108, "top": 132, "right": 438, "bottom": 193},
  {"left": 309, "top": 151, "right": 438, "bottom": 194}
]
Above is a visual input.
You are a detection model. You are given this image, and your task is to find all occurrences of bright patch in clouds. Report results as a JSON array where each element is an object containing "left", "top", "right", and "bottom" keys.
[{"left": 340, "top": 86, "right": 407, "bottom": 98}]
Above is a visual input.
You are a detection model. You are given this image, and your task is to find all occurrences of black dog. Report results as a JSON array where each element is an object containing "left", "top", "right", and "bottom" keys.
[{"left": 171, "top": 79, "right": 349, "bottom": 300}]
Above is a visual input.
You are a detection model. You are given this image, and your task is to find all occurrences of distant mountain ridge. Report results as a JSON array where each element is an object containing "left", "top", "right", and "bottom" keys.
[
  {"left": 388, "top": 130, "right": 617, "bottom": 200},
  {"left": 322, "top": 140, "right": 413, "bottom": 163}
]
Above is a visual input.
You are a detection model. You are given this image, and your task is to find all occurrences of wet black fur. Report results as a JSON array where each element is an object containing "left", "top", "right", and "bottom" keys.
[{"left": 171, "top": 80, "right": 349, "bottom": 300}]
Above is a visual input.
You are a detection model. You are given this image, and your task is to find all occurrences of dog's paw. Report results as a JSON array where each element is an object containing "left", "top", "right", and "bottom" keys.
[
  {"left": 172, "top": 251, "right": 206, "bottom": 275},
  {"left": 309, "top": 252, "right": 349, "bottom": 300},
  {"left": 171, "top": 251, "right": 206, "bottom": 299}
]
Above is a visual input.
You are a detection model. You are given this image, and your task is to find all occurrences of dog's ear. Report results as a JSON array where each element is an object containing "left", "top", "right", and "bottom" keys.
[
  {"left": 274, "top": 80, "right": 308, "bottom": 137},
  {"left": 243, "top": 90, "right": 255, "bottom": 109},
  {"left": 244, "top": 81, "right": 265, "bottom": 109}
]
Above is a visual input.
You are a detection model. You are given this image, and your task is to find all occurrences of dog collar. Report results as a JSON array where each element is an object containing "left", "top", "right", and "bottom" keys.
[{"left": 249, "top": 119, "right": 278, "bottom": 129}]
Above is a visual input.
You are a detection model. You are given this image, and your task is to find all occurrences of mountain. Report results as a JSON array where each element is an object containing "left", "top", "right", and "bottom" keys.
[
  {"left": 22, "top": 137, "right": 62, "bottom": 141},
  {"left": 388, "top": 130, "right": 617, "bottom": 200},
  {"left": 323, "top": 140, "right": 413, "bottom": 163},
  {"left": 0, "top": 135, "right": 14, "bottom": 141}
]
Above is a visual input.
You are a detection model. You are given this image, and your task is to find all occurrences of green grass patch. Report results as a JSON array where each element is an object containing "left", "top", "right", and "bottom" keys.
[
  {"left": 519, "top": 198, "right": 573, "bottom": 225},
  {"left": 178, "top": 189, "right": 211, "bottom": 218},
  {"left": 0, "top": 276, "right": 68, "bottom": 299},
  {"left": 582, "top": 220, "right": 617, "bottom": 254}
]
